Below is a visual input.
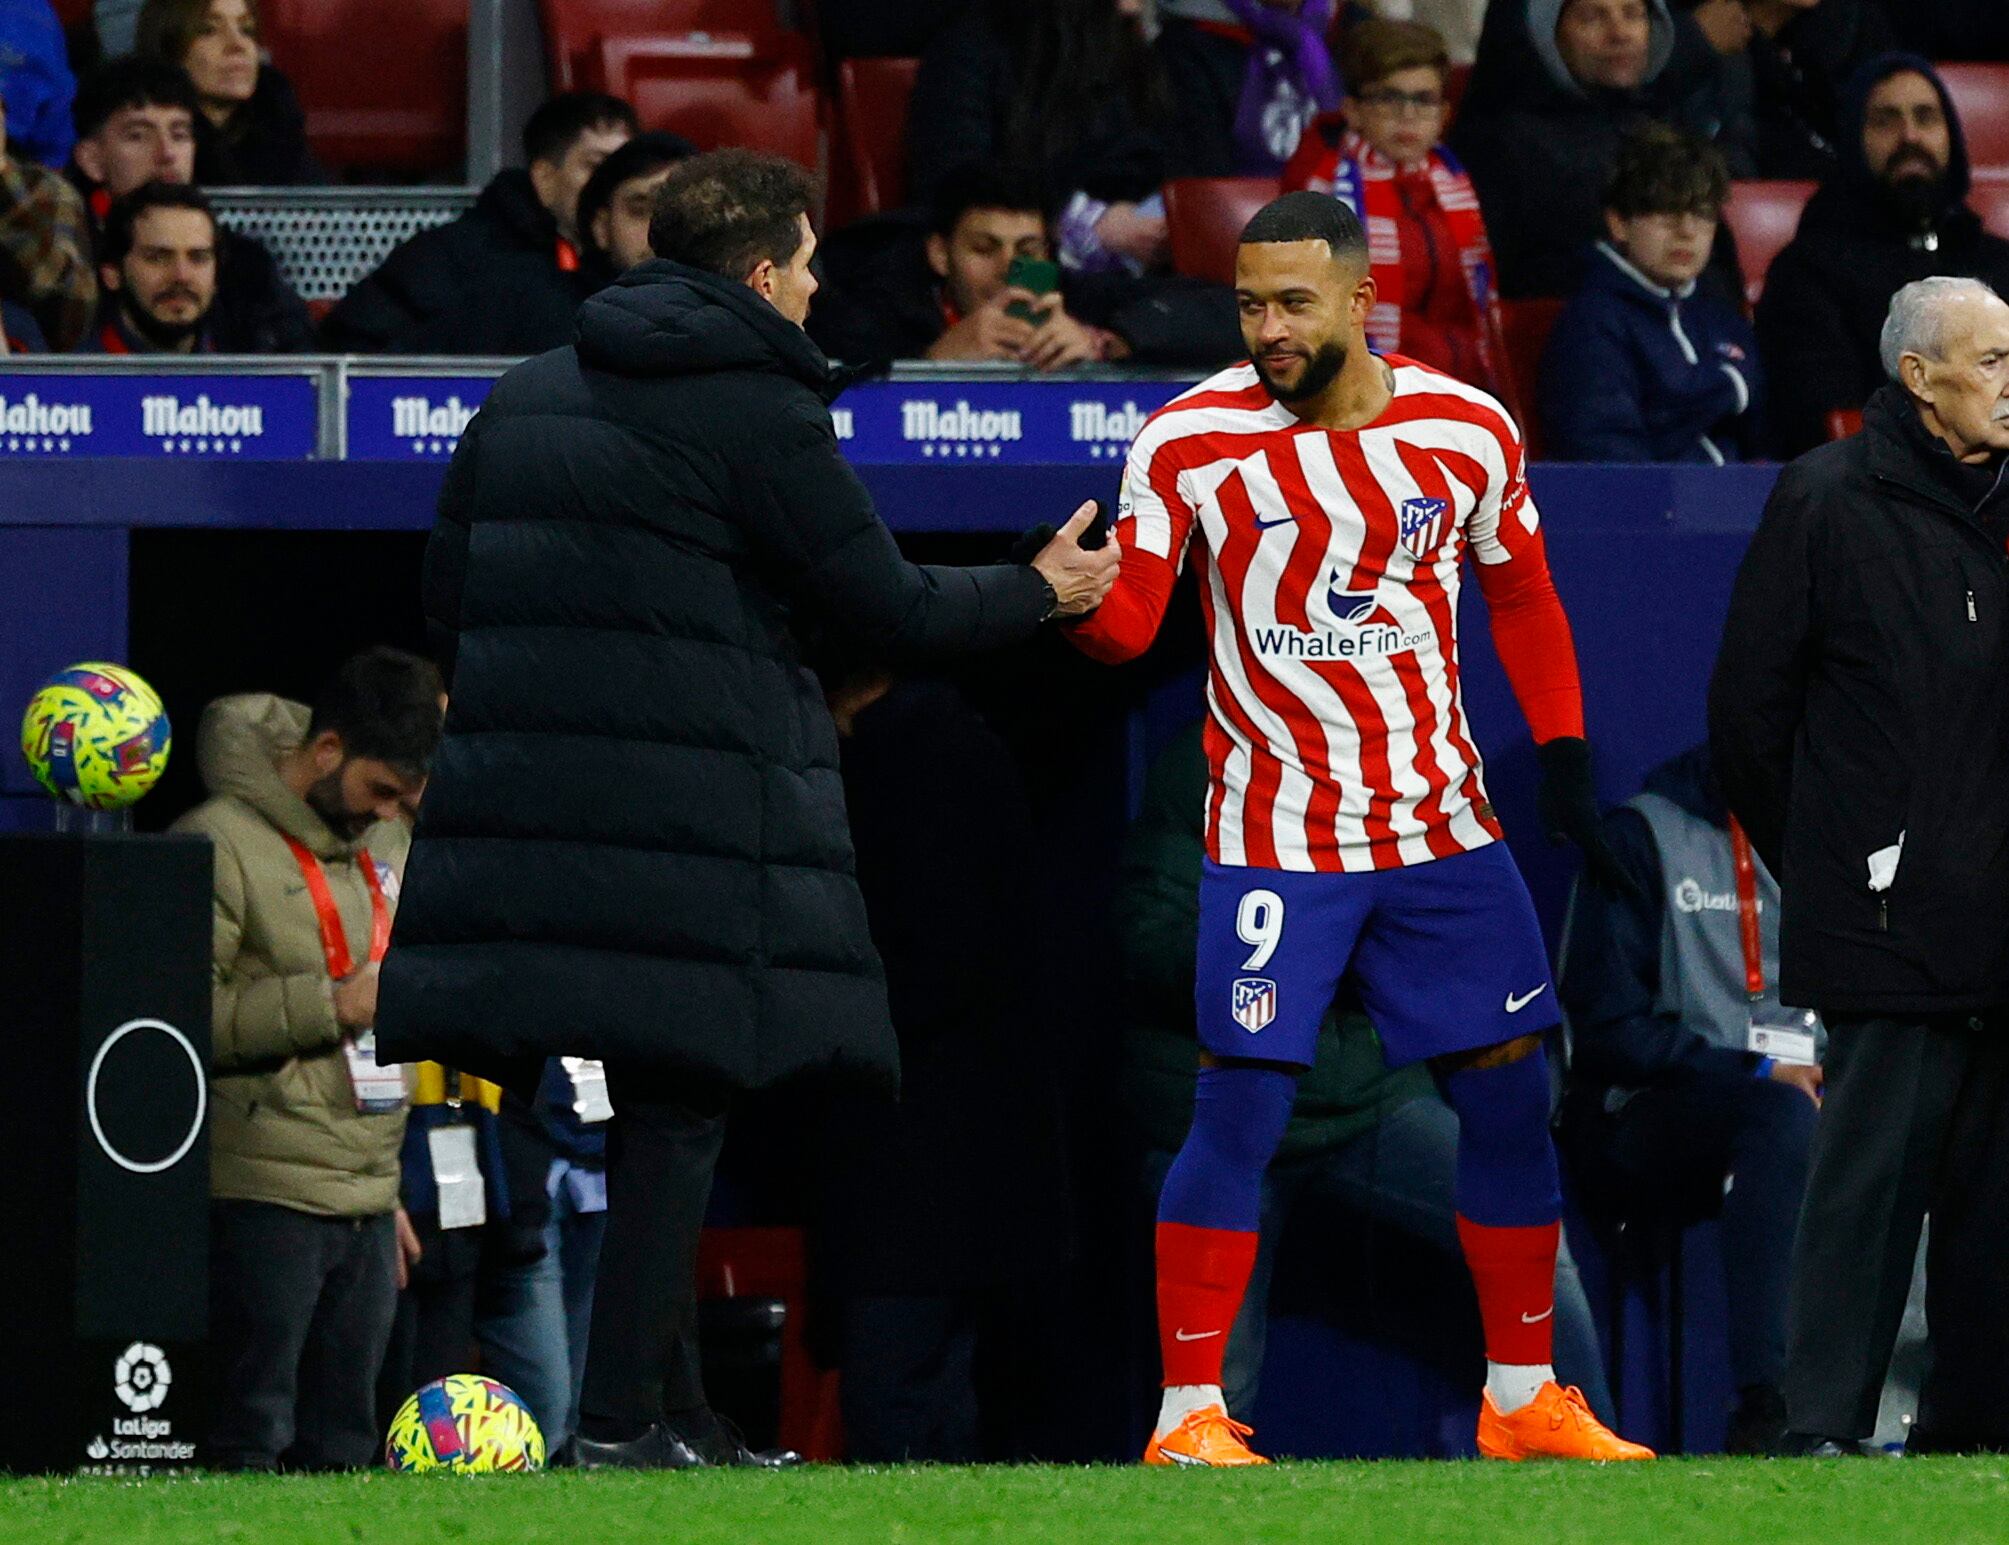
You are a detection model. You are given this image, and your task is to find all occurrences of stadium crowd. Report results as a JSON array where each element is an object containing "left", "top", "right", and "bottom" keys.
[{"left": 6, "top": 0, "right": 2007, "bottom": 1469}]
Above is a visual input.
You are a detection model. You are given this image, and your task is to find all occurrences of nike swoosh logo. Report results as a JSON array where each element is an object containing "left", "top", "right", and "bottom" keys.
[
  {"left": 1505, "top": 985, "right": 1549, "bottom": 1014},
  {"left": 1173, "top": 1329, "right": 1222, "bottom": 1342},
  {"left": 1520, "top": 1308, "right": 1554, "bottom": 1324},
  {"left": 1253, "top": 511, "right": 1295, "bottom": 528}
]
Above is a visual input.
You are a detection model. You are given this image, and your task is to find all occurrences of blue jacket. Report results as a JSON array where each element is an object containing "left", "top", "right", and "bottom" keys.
[
  {"left": 1540, "top": 241, "right": 1764, "bottom": 464},
  {"left": 0, "top": 4, "right": 74, "bottom": 168}
]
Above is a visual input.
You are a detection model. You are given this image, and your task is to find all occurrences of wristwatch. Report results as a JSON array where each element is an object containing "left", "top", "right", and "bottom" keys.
[{"left": 1037, "top": 575, "right": 1060, "bottom": 622}]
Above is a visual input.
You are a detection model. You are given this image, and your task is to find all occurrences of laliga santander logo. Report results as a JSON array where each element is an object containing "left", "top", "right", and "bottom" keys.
[{"left": 115, "top": 1343, "right": 172, "bottom": 1413}]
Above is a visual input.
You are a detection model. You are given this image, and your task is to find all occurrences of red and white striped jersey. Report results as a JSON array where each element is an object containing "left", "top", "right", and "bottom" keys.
[{"left": 1069, "top": 355, "right": 1582, "bottom": 873}]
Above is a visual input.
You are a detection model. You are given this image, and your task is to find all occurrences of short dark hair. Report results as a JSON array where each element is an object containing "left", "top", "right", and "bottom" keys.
[
  {"left": 308, "top": 647, "right": 445, "bottom": 780},
  {"left": 1606, "top": 123, "right": 1730, "bottom": 220},
  {"left": 928, "top": 160, "right": 1051, "bottom": 238},
  {"left": 73, "top": 56, "right": 199, "bottom": 142},
  {"left": 648, "top": 148, "right": 820, "bottom": 279},
  {"left": 1240, "top": 190, "right": 1370, "bottom": 266},
  {"left": 101, "top": 181, "right": 215, "bottom": 267},
  {"left": 522, "top": 90, "right": 639, "bottom": 167},
  {"left": 576, "top": 130, "right": 695, "bottom": 267}
]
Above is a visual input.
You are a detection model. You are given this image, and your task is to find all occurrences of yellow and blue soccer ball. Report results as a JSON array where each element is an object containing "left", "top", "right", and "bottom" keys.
[
  {"left": 385, "top": 1374, "right": 546, "bottom": 1473},
  {"left": 19, "top": 662, "right": 171, "bottom": 810}
]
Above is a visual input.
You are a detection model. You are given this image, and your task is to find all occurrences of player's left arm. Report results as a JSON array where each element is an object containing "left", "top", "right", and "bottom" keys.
[{"left": 1468, "top": 428, "right": 1634, "bottom": 894}]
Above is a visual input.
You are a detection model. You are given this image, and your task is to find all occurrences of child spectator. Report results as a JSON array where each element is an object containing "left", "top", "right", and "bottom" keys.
[
  {"left": 1540, "top": 123, "right": 1762, "bottom": 462},
  {"left": 1283, "top": 18, "right": 1503, "bottom": 392},
  {"left": 135, "top": 0, "right": 322, "bottom": 184}
]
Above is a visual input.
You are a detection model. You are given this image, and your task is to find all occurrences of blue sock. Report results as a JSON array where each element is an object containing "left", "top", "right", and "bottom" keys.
[
  {"left": 1441, "top": 1049, "right": 1561, "bottom": 1228},
  {"left": 1156, "top": 1063, "right": 1298, "bottom": 1231}
]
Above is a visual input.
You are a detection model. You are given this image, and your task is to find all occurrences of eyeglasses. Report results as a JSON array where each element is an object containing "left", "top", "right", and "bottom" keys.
[{"left": 1356, "top": 88, "right": 1446, "bottom": 115}]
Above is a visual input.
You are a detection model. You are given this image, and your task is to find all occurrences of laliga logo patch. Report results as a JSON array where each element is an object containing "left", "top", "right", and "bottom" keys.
[
  {"left": 114, "top": 1343, "right": 171, "bottom": 1413},
  {"left": 1232, "top": 977, "right": 1277, "bottom": 1033}
]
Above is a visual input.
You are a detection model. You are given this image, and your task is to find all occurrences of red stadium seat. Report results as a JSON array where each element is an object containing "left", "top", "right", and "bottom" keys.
[
  {"left": 1721, "top": 179, "right": 1816, "bottom": 309},
  {"left": 1445, "top": 62, "right": 1471, "bottom": 128},
  {"left": 1970, "top": 172, "right": 2009, "bottom": 240},
  {"left": 697, "top": 1227, "right": 841, "bottom": 1461},
  {"left": 263, "top": 0, "right": 467, "bottom": 176},
  {"left": 599, "top": 33, "right": 823, "bottom": 170},
  {"left": 1164, "top": 176, "right": 1283, "bottom": 286},
  {"left": 833, "top": 57, "right": 919, "bottom": 222},
  {"left": 1940, "top": 62, "right": 2009, "bottom": 176},
  {"left": 1497, "top": 296, "right": 1564, "bottom": 459},
  {"left": 1825, "top": 409, "right": 1864, "bottom": 440},
  {"left": 541, "top": 0, "right": 790, "bottom": 91}
]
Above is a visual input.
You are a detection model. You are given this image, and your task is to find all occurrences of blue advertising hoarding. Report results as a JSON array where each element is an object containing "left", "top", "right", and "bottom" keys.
[
  {"left": 0, "top": 373, "right": 317, "bottom": 459},
  {"left": 344, "top": 375, "right": 493, "bottom": 460}
]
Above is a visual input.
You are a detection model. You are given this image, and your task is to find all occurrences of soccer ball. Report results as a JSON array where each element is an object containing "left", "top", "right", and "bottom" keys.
[
  {"left": 384, "top": 1375, "right": 546, "bottom": 1473},
  {"left": 19, "top": 663, "right": 172, "bottom": 810}
]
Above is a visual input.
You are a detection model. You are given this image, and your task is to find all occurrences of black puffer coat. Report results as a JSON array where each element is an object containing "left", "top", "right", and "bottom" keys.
[{"left": 376, "top": 261, "right": 1053, "bottom": 1094}]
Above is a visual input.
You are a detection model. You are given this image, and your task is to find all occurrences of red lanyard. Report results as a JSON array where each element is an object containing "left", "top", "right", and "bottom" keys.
[
  {"left": 283, "top": 833, "right": 389, "bottom": 980},
  {"left": 1728, "top": 815, "right": 1764, "bottom": 1002}
]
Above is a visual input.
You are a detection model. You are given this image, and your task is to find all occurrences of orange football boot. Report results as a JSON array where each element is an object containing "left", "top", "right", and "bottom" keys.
[
  {"left": 1477, "top": 1383, "right": 1656, "bottom": 1461},
  {"left": 1143, "top": 1406, "right": 1271, "bottom": 1467}
]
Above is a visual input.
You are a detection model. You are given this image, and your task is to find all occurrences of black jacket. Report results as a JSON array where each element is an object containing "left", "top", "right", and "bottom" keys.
[
  {"left": 1755, "top": 54, "right": 2009, "bottom": 457},
  {"left": 318, "top": 170, "right": 594, "bottom": 355},
  {"left": 1743, "top": 0, "right": 1892, "bottom": 180},
  {"left": 1709, "top": 385, "right": 2009, "bottom": 1016},
  {"left": 194, "top": 65, "right": 325, "bottom": 187},
  {"left": 375, "top": 262, "right": 1054, "bottom": 1093}
]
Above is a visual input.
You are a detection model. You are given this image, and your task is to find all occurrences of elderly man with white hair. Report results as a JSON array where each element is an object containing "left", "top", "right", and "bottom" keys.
[{"left": 1709, "top": 273, "right": 2009, "bottom": 1456}]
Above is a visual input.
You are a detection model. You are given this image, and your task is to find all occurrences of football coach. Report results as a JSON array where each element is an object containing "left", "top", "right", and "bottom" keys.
[
  {"left": 375, "top": 149, "right": 1118, "bottom": 1469},
  {"left": 1710, "top": 276, "right": 2009, "bottom": 1455}
]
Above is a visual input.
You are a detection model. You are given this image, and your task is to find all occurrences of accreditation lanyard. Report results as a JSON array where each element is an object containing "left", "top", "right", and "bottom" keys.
[
  {"left": 1728, "top": 815, "right": 1763, "bottom": 1002},
  {"left": 282, "top": 833, "right": 389, "bottom": 978}
]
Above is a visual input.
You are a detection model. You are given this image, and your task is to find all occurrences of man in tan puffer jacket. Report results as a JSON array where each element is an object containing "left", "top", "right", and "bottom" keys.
[{"left": 171, "top": 648, "right": 442, "bottom": 1471}]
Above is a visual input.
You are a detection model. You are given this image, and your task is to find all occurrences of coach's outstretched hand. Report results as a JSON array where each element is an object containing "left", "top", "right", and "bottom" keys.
[
  {"left": 1032, "top": 501, "right": 1122, "bottom": 618},
  {"left": 1536, "top": 737, "right": 1640, "bottom": 899}
]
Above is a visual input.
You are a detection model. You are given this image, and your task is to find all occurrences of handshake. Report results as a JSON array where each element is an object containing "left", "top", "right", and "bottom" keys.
[{"left": 1024, "top": 500, "right": 1123, "bottom": 619}]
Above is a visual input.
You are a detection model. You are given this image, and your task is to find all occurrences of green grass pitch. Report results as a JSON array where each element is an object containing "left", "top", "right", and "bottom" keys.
[{"left": 5, "top": 1459, "right": 2007, "bottom": 1544}]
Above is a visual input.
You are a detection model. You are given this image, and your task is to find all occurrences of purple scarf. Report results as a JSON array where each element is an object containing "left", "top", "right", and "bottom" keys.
[{"left": 1220, "top": 0, "right": 1343, "bottom": 172}]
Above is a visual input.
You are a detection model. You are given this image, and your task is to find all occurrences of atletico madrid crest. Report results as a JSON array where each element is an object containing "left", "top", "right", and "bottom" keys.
[
  {"left": 1232, "top": 977, "right": 1277, "bottom": 1033},
  {"left": 1397, "top": 496, "right": 1450, "bottom": 560}
]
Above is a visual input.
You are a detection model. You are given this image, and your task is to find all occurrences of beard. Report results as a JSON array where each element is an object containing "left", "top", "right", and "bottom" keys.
[
  {"left": 306, "top": 768, "right": 375, "bottom": 840},
  {"left": 122, "top": 291, "right": 206, "bottom": 350},
  {"left": 1251, "top": 338, "right": 1348, "bottom": 403},
  {"left": 1877, "top": 154, "right": 1949, "bottom": 230}
]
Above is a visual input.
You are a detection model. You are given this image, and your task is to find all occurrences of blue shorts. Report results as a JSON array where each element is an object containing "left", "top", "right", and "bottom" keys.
[{"left": 1195, "top": 843, "right": 1556, "bottom": 1069}]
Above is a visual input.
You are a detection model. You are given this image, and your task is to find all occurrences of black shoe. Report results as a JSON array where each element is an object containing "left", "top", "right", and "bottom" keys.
[
  {"left": 672, "top": 1411, "right": 805, "bottom": 1469},
  {"left": 562, "top": 1423, "right": 708, "bottom": 1470},
  {"left": 1773, "top": 1430, "right": 1865, "bottom": 1458},
  {"left": 1726, "top": 1385, "right": 1790, "bottom": 1456}
]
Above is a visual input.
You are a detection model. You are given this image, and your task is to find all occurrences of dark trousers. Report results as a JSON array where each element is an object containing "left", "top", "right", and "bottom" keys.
[
  {"left": 375, "top": 1223, "right": 484, "bottom": 1432},
  {"left": 207, "top": 1200, "right": 398, "bottom": 1471},
  {"left": 839, "top": 1295, "right": 982, "bottom": 1463},
  {"left": 1566, "top": 1069, "right": 1817, "bottom": 1393},
  {"left": 575, "top": 1065, "right": 730, "bottom": 1441},
  {"left": 1785, "top": 1015, "right": 2009, "bottom": 1447}
]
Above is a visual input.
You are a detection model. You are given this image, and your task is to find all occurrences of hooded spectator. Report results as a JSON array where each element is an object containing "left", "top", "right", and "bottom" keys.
[
  {"left": 0, "top": 1, "right": 76, "bottom": 168},
  {"left": 67, "top": 55, "right": 311, "bottom": 351},
  {"left": 905, "top": 0, "right": 1172, "bottom": 276},
  {"left": 1157, "top": 0, "right": 1343, "bottom": 178},
  {"left": 135, "top": 0, "right": 323, "bottom": 185},
  {"left": 1541, "top": 122, "right": 1762, "bottom": 462},
  {"left": 1756, "top": 54, "right": 2009, "bottom": 456},
  {"left": 1282, "top": 18, "right": 1502, "bottom": 391},
  {"left": 320, "top": 91, "right": 637, "bottom": 355},
  {"left": 1450, "top": 0, "right": 1702, "bottom": 298},
  {"left": 575, "top": 130, "right": 693, "bottom": 281}
]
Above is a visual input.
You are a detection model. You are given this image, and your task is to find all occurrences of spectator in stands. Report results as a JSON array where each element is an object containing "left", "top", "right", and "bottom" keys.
[
  {"left": 1712, "top": 275, "right": 2009, "bottom": 1454},
  {"left": 1158, "top": 0, "right": 1343, "bottom": 178},
  {"left": 171, "top": 650, "right": 443, "bottom": 1471},
  {"left": 135, "top": 0, "right": 322, "bottom": 185},
  {"left": 812, "top": 665, "right": 1073, "bottom": 1462},
  {"left": 810, "top": 161, "right": 1123, "bottom": 369},
  {"left": 1, "top": 298, "right": 45, "bottom": 350},
  {"left": 1119, "top": 723, "right": 1616, "bottom": 1437},
  {"left": 1451, "top": 0, "right": 1705, "bottom": 298},
  {"left": 1281, "top": 19, "right": 1503, "bottom": 392},
  {"left": 68, "top": 56, "right": 311, "bottom": 350},
  {"left": 86, "top": 180, "right": 223, "bottom": 352},
  {"left": 320, "top": 91, "right": 638, "bottom": 355},
  {"left": 1541, "top": 123, "right": 1763, "bottom": 462},
  {"left": 577, "top": 131, "right": 693, "bottom": 281},
  {"left": 906, "top": 0, "right": 1172, "bottom": 277},
  {"left": 0, "top": 85, "right": 96, "bottom": 350},
  {"left": 1557, "top": 743, "right": 1820, "bottom": 1456},
  {"left": 1727, "top": 0, "right": 1892, "bottom": 180},
  {"left": 1757, "top": 55, "right": 2009, "bottom": 455},
  {"left": 1, "top": 2, "right": 77, "bottom": 168}
]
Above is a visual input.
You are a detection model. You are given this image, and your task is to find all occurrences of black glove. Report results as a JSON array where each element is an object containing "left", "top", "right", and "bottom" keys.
[{"left": 1535, "top": 737, "right": 1640, "bottom": 899}]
